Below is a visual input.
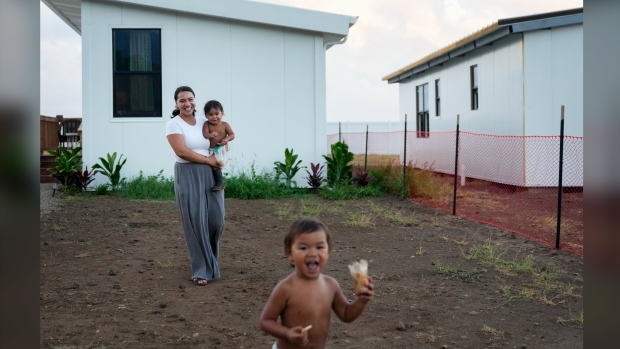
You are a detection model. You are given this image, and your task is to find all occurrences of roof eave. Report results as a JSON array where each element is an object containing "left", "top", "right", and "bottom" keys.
[
  {"left": 383, "top": 8, "right": 583, "bottom": 84},
  {"left": 43, "top": 0, "right": 356, "bottom": 38}
]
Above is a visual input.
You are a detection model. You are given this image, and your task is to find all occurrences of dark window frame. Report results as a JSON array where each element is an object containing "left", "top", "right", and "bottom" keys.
[
  {"left": 435, "top": 79, "right": 441, "bottom": 117},
  {"left": 112, "top": 28, "right": 163, "bottom": 118},
  {"left": 416, "top": 83, "right": 430, "bottom": 138},
  {"left": 470, "top": 65, "right": 478, "bottom": 110}
]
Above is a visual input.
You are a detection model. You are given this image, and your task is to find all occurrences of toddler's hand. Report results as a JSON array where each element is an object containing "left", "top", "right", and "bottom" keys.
[
  {"left": 357, "top": 276, "right": 374, "bottom": 303},
  {"left": 286, "top": 326, "right": 309, "bottom": 347},
  {"left": 210, "top": 132, "right": 219, "bottom": 138},
  {"left": 219, "top": 139, "right": 228, "bottom": 145}
]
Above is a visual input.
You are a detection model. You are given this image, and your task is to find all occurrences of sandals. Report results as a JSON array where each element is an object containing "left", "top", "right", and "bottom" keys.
[{"left": 192, "top": 278, "right": 207, "bottom": 286}]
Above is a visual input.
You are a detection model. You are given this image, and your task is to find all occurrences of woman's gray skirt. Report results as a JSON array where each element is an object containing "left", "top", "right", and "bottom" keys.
[{"left": 174, "top": 162, "right": 225, "bottom": 280}]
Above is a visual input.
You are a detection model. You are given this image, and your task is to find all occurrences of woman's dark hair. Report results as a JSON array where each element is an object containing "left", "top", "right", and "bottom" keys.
[
  {"left": 203, "top": 100, "right": 224, "bottom": 115},
  {"left": 171, "top": 86, "right": 196, "bottom": 118},
  {"left": 284, "top": 217, "right": 332, "bottom": 256}
]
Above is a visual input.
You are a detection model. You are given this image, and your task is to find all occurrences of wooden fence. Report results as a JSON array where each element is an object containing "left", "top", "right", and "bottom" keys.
[{"left": 40, "top": 115, "right": 82, "bottom": 152}]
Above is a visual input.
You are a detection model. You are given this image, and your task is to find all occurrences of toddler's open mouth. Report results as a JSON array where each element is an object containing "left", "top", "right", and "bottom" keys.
[{"left": 306, "top": 261, "right": 319, "bottom": 272}]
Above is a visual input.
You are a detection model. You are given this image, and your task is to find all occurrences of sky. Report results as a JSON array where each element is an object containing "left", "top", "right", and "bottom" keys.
[{"left": 40, "top": 0, "right": 582, "bottom": 122}]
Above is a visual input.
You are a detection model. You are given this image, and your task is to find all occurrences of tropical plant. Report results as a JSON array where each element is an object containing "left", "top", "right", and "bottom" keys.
[
  {"left": 273, "top": 148, "right": 306, "bottom": 188},
  {"left": 92, "top": 152, "right": 127, "bottom": 191},
  {"left": 75, "top": 166, "right": 96, "bottom": 191},
  {"left": 352, "top": 166, "right": 371, "bottom": 187},
  {"left": 304, "top": 162, "right": 325, "bottom": 189},
  {"left": 47, "top": 146, "right": 83, "bottom": 190},
  {"left": 323, "top": 141, "right": 354, "bottom": 188}
]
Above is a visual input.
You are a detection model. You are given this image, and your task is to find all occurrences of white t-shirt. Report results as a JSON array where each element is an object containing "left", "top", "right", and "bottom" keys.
[{"left": 165, "top": 115, "right": 211, "bottom": 163}]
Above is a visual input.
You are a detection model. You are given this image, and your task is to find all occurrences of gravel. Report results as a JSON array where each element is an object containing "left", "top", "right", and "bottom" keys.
[{"left": 40, "top": 183, "right": 62, "bottom": 217}]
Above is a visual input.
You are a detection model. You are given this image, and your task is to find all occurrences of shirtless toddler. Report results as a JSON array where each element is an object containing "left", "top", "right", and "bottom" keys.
[
  {"left": 202, "top": 100, "right": 235, "bottom": 191},
  {"left": 260, "top": 217, "right": 374, "bottom": 349}
]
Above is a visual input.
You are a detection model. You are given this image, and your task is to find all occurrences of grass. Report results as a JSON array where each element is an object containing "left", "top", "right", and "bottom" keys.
[
  {"left": 115, "top": 170, "right": 175, "bottom": 201},
  {"left": 480, "top": 324, "right": 505, "bottom": 338},
  {"left": 556, "top": 311, "right": 584, "bottom": 325},
  {"left": 433, "top": 261, "right": 487, "bottom": 282},
  {"left": 53, "top": 218, "right": 69, "bottom": 232},
  {"left": 369, "top": 202, "right": 417, "bottom": 225},
  {"left": 344, "top": 212, "right": 374, "bottom": 227},
  {"left": 536, "top": 215, "right": 576, "bottom": 235},
  {"left": 464, "top": 239, "right": 582, "bottom": 311},
  {"left": 433, "top": 261, "right": 457, "bottom": 275},
  {"left": 465, "top": 239, "right": 535, "bottom": 276},
  {"left": 405, "top": 162, "right": 453, "bottom": 203},
  {"left": 351, "top": 154, "right": 400, "bottom": 168},
  {"left": 368, "top": 161, "right": 453, "bottom": 202}
]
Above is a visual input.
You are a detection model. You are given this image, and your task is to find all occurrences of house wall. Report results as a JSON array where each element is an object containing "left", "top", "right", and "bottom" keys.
[
  {"left": 393, "top": 26, "right": 584, "bottom": 187},
  {"left": 81, "top": 0, "right": 328, "bottom": 186},
  {"left": 397, "top": 33, "right": 525, "bottom": 134},
  {"left": 523, "top": 24, "right": 583, "bottom": 137},
  {"left": 395, "top": 34, "right": 527, "bottom": 181},
  {"left": 523, "top": 23, "right": 583, "bottom": 186}
]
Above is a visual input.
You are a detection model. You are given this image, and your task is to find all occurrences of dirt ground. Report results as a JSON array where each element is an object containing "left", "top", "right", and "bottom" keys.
[{"left": 40, "top": 194, "right": 583, "bottom": 349}]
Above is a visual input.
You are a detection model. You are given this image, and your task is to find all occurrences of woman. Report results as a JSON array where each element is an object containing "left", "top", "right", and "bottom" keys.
[{"left": 165, "top": 86, "right": 225, "bottom": 286}]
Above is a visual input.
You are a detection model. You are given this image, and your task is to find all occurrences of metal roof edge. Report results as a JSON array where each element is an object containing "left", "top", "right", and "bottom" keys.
[
  {"left": 41, "top": 0, "right": 81, "bottom": 35},
  {"left": 383, "top": 7, "right": 583, "bottom": 84},
  {"left": 48, "top": 0, "right": 355, "bottom": 37},
  {"left": 510, "top": 13, "right": 583, "bottom": 33}
]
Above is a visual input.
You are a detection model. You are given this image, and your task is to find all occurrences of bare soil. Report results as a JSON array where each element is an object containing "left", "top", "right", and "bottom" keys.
[{"left": 40, "top": 194, "right": 583, "bottom": 348}]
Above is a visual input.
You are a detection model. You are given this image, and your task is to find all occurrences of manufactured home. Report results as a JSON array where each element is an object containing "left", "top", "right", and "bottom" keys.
[
  {"left": 42, "top": 0, "right": 357, "bottom": 186},
  {"left": 381, "top": 8, "right": 583, "bottom": 186}
]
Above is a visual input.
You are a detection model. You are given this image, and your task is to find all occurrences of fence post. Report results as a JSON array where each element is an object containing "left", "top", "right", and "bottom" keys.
[
  {"left": 339, "top": 122, "right": 341, "bottom": 143},
  {"left": 365, "top": 124, "right": 369, "bottom": 172},
  {"left": 556, "top": 106, "right": 565, "bottom": 249},
  {"left": 403, "top": 114, "right": 408, "bottom": 185},
  {"left": 452, "top": 115, "right": 460, "bottom": 215}
]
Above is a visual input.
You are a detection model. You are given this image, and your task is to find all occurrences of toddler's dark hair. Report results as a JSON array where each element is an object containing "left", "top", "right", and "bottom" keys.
[
  {"left": 204, "top": 100, "right": 224, "bottom": 115},
  {"left": 284, "top": 217, "right": 332, "bottom": 255}
]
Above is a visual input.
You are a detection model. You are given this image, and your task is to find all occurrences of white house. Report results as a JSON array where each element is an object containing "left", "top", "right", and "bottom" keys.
[
  {"left": 42, "top": 0, "right": 357, "bottom": 186},
  {"left": 380, "top": 8, "right": 583, "bottom": 187}
]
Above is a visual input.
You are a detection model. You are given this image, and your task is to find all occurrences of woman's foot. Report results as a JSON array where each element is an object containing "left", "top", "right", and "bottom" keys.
[{"left": 192, "top": 278, "right": 207, "bottom": 286}]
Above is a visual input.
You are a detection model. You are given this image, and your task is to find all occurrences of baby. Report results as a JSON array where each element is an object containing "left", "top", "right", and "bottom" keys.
[
  {"left": 260, "top": 217, "right": 374, "bottom": 349},
  {"left": 202, "top": 100, "right": 235, "bottom": 191}
]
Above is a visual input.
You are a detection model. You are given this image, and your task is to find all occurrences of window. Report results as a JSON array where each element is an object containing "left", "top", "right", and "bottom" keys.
[
  {"left": 113, "top": 29, "right": 162, "bottom": 117},
  {"left": 416, "top": 83, "right": 429, "bottom": 138},
  {"left": 435, "top": 79, "right": 440, "bottom": 117},
  {"left": 470, "top": 65, "right": 478, "bottom": 110}
]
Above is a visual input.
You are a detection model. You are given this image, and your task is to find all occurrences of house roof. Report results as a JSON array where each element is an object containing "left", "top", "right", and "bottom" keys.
[
  {"left": 382, "top": 7, "right": 582, "bottom": 84},
  {"left": 42, "top": 0, "right": 357, "bottom": 49}
]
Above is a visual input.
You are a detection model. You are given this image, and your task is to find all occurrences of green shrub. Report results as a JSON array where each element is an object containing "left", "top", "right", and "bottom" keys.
[
  {"left": 226, "top": 164, "right": 306, "bottom": 199},
  {"left": 115, "top": 170, "right": 174, "bottom": 201},
  {"left": 92, "top": 152, "right": 127, "bottom": 191},
  {"left": 47, "top": 146, "right": 83, "bottom": 191},
  {"left": 369, "top": 161, "right": 408, "bottom": 198},
  {"left": 319, "top": 183, "right": 385, "bottom": 200},
  {"left": 94, "top": 183, "right": 109, "bottom": 195},
  {"left": 323, "top": 141, "right": 354, "bottom": 188},
  {"left": 274, "top": 148, "right": 306, "bottom": 188}
]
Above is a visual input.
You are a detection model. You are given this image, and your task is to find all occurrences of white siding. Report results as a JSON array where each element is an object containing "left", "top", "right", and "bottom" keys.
[
  {"left": 523, "top": 24, "right": 583, "bottom": 186},
  {"left": 81, "top": 0, "right": 331, "bottom": 187},
  {"left": 392, "top": 26, "right": 583, "bottom": 187},
  {"left": 524, "top": 24, "right": 583, "bottom": 136}
]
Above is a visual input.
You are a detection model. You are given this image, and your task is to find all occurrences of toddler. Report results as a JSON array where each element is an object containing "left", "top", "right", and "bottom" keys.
[
  {"left": 202, "top": 100, "right": 235, "bottom": 191},
  {"left": 260, "top": 217, "right": 374, "bottom": 349}
]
